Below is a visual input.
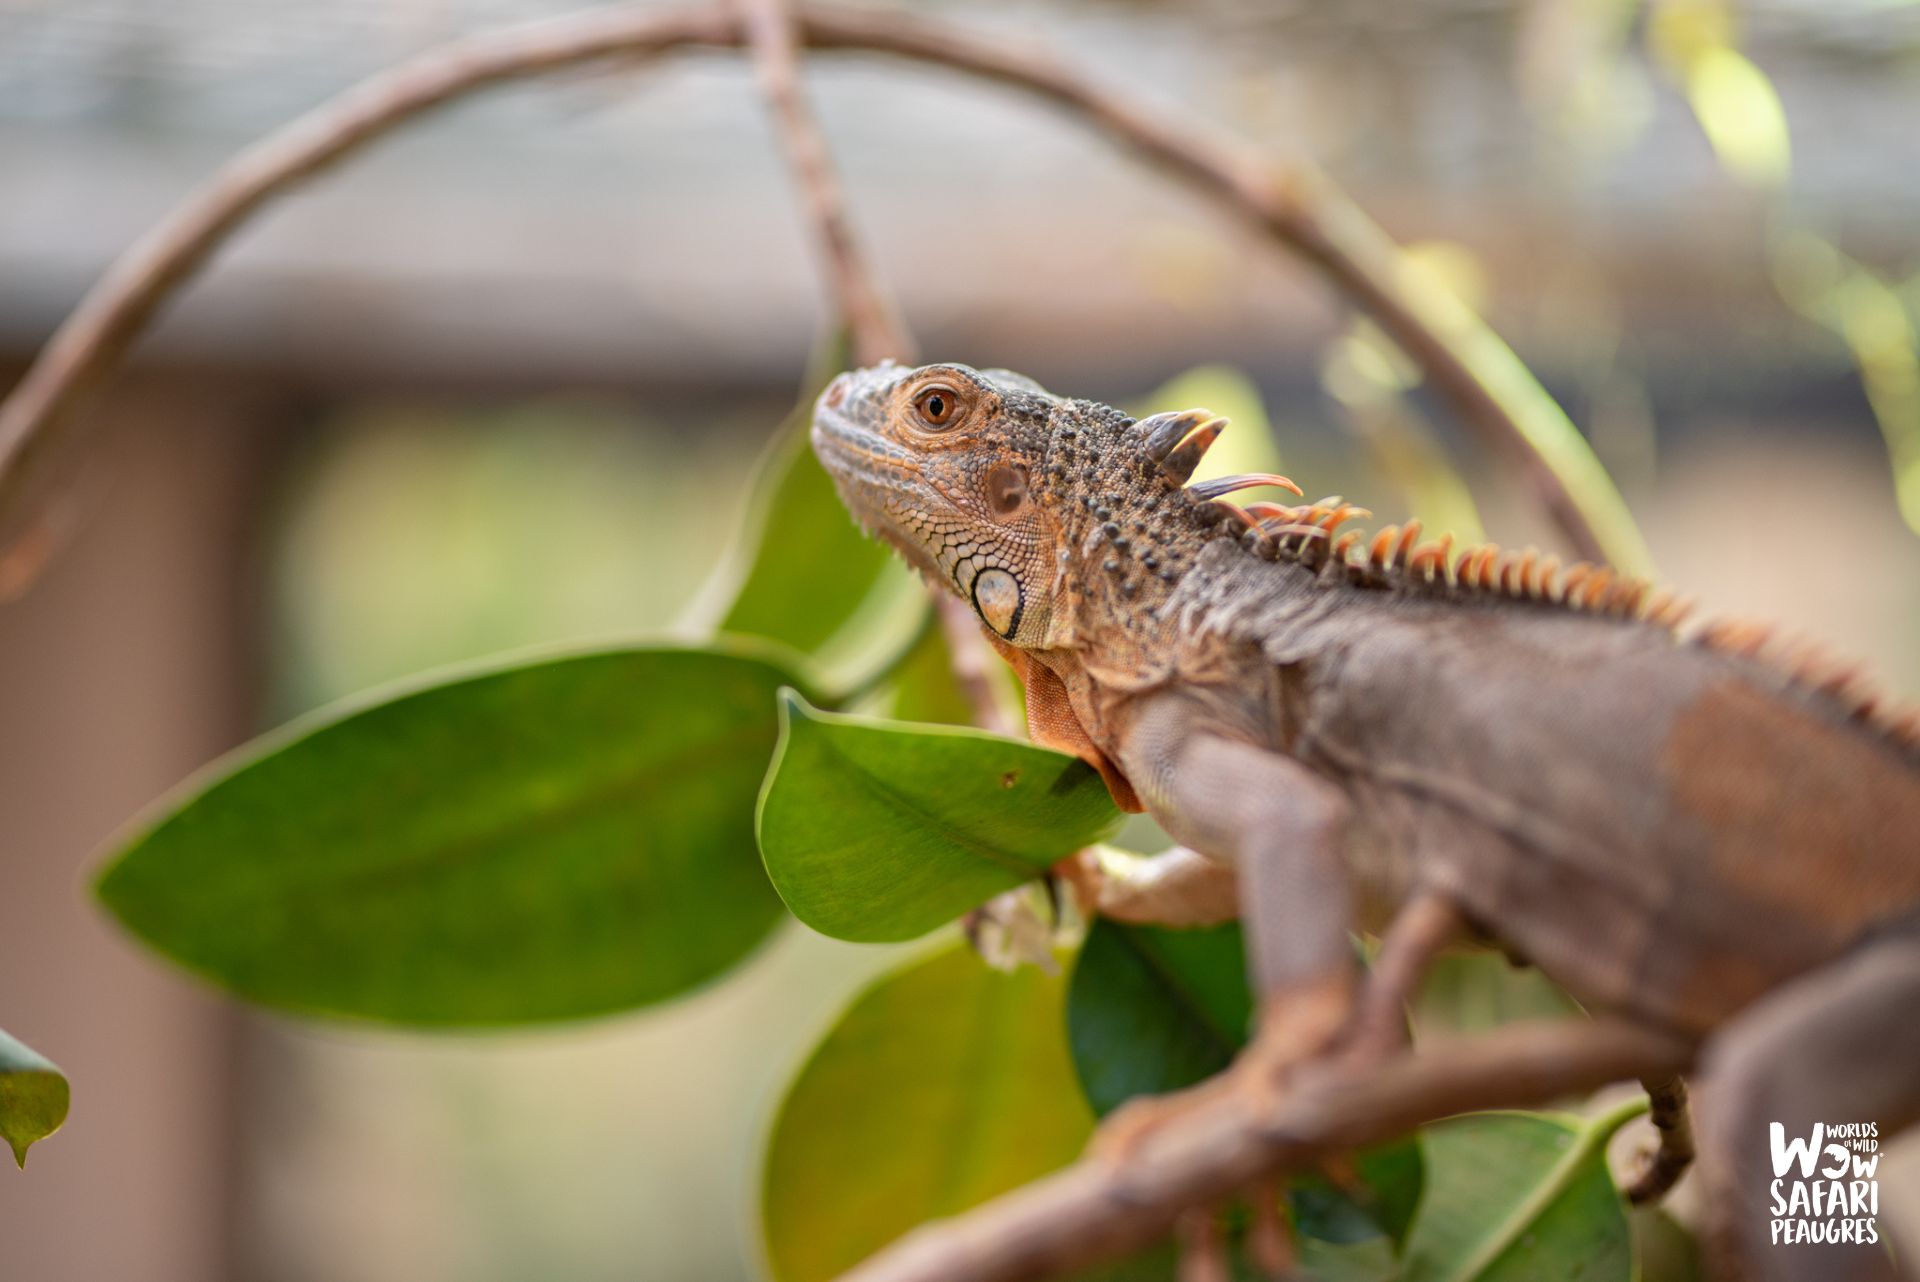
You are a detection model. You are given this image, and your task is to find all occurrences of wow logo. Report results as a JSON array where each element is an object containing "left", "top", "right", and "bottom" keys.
[{"left": 1770, "top": 1121, "right": 1881, "bottom": 1247}]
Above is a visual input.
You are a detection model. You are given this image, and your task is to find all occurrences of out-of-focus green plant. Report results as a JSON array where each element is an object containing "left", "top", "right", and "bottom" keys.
[
  {"left": 1773, "top": 231, "right": 1920, "bottom": 537},
  {"left": 0, "top": 1029, "right": 68, "bottom": 1168},
  {"left": 1644, "top": 0, "right": 1920, "bottom": 538}
]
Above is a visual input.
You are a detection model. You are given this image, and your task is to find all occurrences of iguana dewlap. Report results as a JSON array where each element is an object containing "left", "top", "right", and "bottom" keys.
[{"left": 812, "top": 360, "right": 1920, "bottom": 1282}]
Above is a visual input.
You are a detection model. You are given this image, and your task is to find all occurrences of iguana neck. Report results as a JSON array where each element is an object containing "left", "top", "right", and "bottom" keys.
[{"left": 1040, "top": 399, "right": 1251, "bottom": 681}]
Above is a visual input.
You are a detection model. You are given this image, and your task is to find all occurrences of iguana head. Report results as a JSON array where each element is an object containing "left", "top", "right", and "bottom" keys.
[
  {"left": 812, "top": 361, "right": 1298, "bottom": 653},
  {"left": 812, "top": 361, "right": 1069, "bottom": 647}
]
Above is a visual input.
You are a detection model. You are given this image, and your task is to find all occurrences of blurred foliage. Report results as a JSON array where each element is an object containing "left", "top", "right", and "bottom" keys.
[
  {"left": 0, "top": 1028, "right": 68, "bottom": 1168},
  {"left": 271, "top": 401, "right": 749, "bottom": 716},
  {"left": 1411, "top": 951, "right": 1586, "bottom": 1040},
  {"left": 1773, "top": 229, "right": 1920, "bottom": 537},
  {"left": 716, "top": 349, "right": 924, "bottom": 687}
]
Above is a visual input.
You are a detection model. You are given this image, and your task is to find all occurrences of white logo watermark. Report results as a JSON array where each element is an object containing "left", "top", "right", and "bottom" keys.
[{"left": 1769, "top": 1122, "right": 1881, "bottom": 1247}]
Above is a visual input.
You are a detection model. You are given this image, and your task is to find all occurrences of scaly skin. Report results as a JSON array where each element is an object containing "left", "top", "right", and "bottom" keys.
[{"left": 812, "top": 360, "right": 1920, "bottom": 1281}]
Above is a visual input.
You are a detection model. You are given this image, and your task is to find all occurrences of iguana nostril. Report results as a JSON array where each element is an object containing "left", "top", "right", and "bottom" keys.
[{"left": 823, "top": 374, "right": 850, "bottom": 409}]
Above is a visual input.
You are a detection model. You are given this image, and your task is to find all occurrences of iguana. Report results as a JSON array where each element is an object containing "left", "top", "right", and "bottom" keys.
[{"left": 811, "top": 360, "right": 1920, "bottom": 1282}]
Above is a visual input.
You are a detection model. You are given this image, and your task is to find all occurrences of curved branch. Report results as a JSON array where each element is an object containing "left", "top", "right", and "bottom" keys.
[
  {"left": 0, "top": 0, "right": 1648, "bottom": 573},
  {"left": 735, "top": 0, "right": 913, "bottom": 367},
  {"left": 837, "top": 1019, "right": 1693, "bottom": 1282},
  {"left": 0, "top": 5, "right": 733, "bottom": 545}
]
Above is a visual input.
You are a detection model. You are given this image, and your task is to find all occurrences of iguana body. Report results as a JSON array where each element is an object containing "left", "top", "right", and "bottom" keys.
[{"left": 812, "top": 361, "right": 1920, "bottom": 1281}]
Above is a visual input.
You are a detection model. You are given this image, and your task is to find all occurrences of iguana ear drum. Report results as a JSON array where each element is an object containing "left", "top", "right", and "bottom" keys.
[{"left": 972, "top": 568, "right": 1023, "bottom": 638}]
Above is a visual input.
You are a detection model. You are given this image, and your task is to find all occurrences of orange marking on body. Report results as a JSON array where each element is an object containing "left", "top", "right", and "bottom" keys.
[{"left": 1664, "top": 679, "right": 1920, "bottom": 937}]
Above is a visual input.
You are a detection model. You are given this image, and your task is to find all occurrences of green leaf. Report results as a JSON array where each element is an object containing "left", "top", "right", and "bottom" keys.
[
  {"left": 1066, "top": 918, "right": 1252, "bottom": 1117},
  {"left": 0, "top": 1029, "right": 69, "bottom": 1168},
  {"left": 1411, "top": 951, "right": 1583, "bottom": 1041},
  {"left": 1293, "top": 1138, "right": 1426, "bottom": 1250},
  {"left": 97, "top": 643, "right": 800, "bottom": 1026},
  {"left": 760, "top": 942, "right": 1093, "bottom": 1282},
  {"left": 1684, "top": 46, "right": 1791, "bottom": 190},
  {"left": 756, "top": 693, "right": 1122, "bottom": 942},
  {"left": 1633, "top": 1206, "right": 1704, "bottom": 1282},
  {"left": 876, "top": 616, "right": 979, "bottom": 727},
  {"left": 718, "top": 336, "right": 906, "bottom": 661},
  {"left": 1398, "top": 1108, "right": 1637, "bottom": 1282}
]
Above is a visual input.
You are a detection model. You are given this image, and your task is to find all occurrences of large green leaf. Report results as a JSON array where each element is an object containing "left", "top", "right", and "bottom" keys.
[
  {"left": 1398, "top": 1107, "right": 1637, "bottom": 1282},
  {"left": 760, "top": 942, "right": 1093, "bottom": 1282},
  {"left": 98, "top": 643, "right": 800, "bottom": 1026},
  {"left": 756, "top": 693, "right": 1122, "bottom": 942},
  {"left": 1066, "top": 918, "right": 1252, "bottom": 1117},
  {"left": 0, "top": 1029, "right": 69, "bottom": 1168}
]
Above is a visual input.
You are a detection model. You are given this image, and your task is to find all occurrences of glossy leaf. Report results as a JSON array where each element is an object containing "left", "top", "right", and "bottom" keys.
[
  {"left": 0, "top": 1029, "right": 69, "bottom": 1168},
  {"left": 760, "top": 942, "right": 1092, "bottom": 1282},
  {"left": 98, "top": 644, "right": 799, "bottom": 1026},
  {"left": 1066, "top": 918, "right": 1251, "bottom": 1117},
  {"left": 757, "top": 693, "right": 1122, "bottom": 942},
  {"left": 1399, "top": 1108, "right": 1636, "bottom": 1282}
]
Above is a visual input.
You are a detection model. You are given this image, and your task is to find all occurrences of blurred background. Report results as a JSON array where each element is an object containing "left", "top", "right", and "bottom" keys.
[{"left": 2, "top": 0, "right": 1918, "bottom": 1279}]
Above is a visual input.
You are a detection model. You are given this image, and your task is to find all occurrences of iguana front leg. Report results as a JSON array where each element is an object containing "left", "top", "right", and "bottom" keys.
[{"left": 1121, "top": 691, "right": 1361, "bottom": 1092}]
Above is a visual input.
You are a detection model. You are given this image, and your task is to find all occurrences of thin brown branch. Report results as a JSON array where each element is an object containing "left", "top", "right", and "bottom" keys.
[
  {"left": 733, "top": 0, "right": 913, "bottom": 368},
  {"left": 0, "top": 1, "right": 1637, "bottom": 577},
  {"left": 837, "top": 1019, "right": 1693, "bottom": 1282}
]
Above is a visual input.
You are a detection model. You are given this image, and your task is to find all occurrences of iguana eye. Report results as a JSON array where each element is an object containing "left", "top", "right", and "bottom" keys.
[{"left": 914, "top": 386, "right": 959, "bottom": 429}]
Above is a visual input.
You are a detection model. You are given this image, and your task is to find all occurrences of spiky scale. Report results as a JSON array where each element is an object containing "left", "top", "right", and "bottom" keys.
[
  {"left": 1161, "top": 417, "right": 1228, "bottom": 484},
  {"left": 1534, "top": 555, "right": 1561, "bottom": 602},
  {"left": 1368, "top": 526, "right": 1400, "bottom": 569},
  {"left": 1188, "top": 473, "right": 1305, "bottom": 501},
  {"left": 1136, "top": 408, "right": 1213, "bottom": 462},
  {"left": 1393, "top": 521, "right": 1423, "bottom": 569}
]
